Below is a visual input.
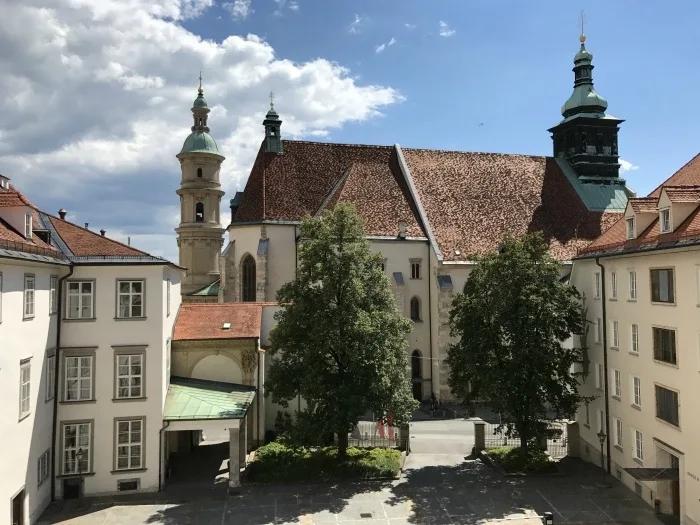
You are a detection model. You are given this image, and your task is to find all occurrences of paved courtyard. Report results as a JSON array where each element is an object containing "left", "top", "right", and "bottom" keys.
[{"left": 40, "top": 420, "right": 665, "bottom": 525}]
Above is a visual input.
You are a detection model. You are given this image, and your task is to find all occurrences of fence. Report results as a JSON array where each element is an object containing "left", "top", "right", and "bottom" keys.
[
  {"left": 347, "top": 420, "right": 409, "bottom": 451},
  {"left": 482, "top": 421, "right": 568, "bottom": 458}
]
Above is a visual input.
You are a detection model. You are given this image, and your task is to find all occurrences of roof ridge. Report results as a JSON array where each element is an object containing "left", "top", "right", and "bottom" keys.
[
  {"left": 401, "top": 147, "right": 549, "bottom": 159},
  {"left": 648, "top": 151, "right": 700, "bottom": 197},
  {"left": 283, "top": 139, "right": 393, "bottom": 149}
]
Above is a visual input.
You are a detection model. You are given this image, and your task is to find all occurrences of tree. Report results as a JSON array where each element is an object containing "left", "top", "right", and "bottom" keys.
[
  {"left": 446, "top": 232, "right": 586, "bottom": 451},
  {"left": 266, "top": 204, "right": 418, "bottom": 459}
]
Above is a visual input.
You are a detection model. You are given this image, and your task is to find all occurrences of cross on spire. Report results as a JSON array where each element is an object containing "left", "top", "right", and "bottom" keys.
[
  {"left": 198, "top": 71, "right": 203, "bottom": 94},
  {"left": 269, "top": 91, "right": 275, "bottom": 110},
  {"left": 578, "top": 10, "right": 587, "bottom": 43}
]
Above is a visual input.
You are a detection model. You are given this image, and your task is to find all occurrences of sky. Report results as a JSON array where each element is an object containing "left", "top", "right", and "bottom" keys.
[{"left": 2, "top": 0, "right": 700, "bottom": 264}]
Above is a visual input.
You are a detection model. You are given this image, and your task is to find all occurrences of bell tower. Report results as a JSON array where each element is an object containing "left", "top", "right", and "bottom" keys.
[
  {"left": 175, "top": 74, "right": 226, "bottom": 298},
  {"left": 263, "top": 92, "right": 283, "bottom": 154}
]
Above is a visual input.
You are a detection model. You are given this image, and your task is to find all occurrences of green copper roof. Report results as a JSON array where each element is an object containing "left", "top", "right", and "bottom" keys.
[
  {"left": 187, "top": 279, "right": 220, "bottom": 296},
  {"left": 163, "top": 377, "right": 255, "bottom": 421},
  {"left": 555, "top": 157, "right": 630, "bottom": 212},
  {"left": 180, "top": 131, "right": 221, "bottom": 155},
  {"left": 561, "top": 85, "right": 608, "bottom": 116},
  {"left": 193, "top": 92, "right": 208, "bottom": 109}
]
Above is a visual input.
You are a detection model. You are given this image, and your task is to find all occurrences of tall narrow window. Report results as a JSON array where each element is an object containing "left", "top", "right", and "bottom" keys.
[
  {"left": 626, "top": 217, "right": 635, "bottom": 240},
  {"left": 117, "top": 280, "right": 144, "bottom": 318},
  {"left": 195, "top": 202, "right": 204, "bottom": 223},
  {"left": 410, "top": 260, "right": 421, "bottom": 280},
  {"left": 410, "top": 296, "right": 421, "bottom": 321},
  {"left": 46, "top": 350, "right": 56, "bottom": 402},
  {"left": 629, "top": 270, "right": 637, "bottom": 300},
  {"left": 116, "top": 419, "right": 144, "bottom": 470},
  {"left": 633, "top": 429, "right": 643, "bottom": 461},
  {"left": 612, "top": 369, "right": 621, "bottom": 398},
  {"left": 611, "top": 320, "right": 619, "bottom": 348},
  {"left": 660, "top": 209, "right": 671, "bottom": 233},
  {"left": 19, "top": 359, "right": 31, "bottom": 419},
  {"left": 614, "top": 418, "right": 623, "bottom": 448},
  {"left": 50, "top": 276, "right": 58, "bottom": 314},
  {"left": 241, "top": 254, "right": 256, "bottom": 302},
  {"left": 116, "top": 354, "right": 143, "bottom": 399},
  {"left": 610, "top": 272, "right": 617, "bottom": 299},
  {"left": 595, "top": 362, "right": 603, "bottom": 389},
  {"left": 594, "top": 272, "right": 601, "bottom": 298},
  {"left": 631, "top": 324, "right": 639, "bottom": 354},
  {"left": 196, "top": 167, "right": 203, "bottom": 178},
  {"left": 166, "top": 278, "right": 171, "bottom": 317},
  {"left": 37, "top": 449, "right": 50, "bottom": 486},
  {"left": 24, "top": 274, "right": 35, "bottom": 318},
  {"left": 632, "top": 376, "right": 641, "bottom": 407},
  {"left": 651, "top": 268, "right": 675, "bottom": 303},
  {"left": 411, "top": 350, "right": 422, "bottom": 379},
  {"left": 597, "top": 409, "right": 604, "bottom": 433},
  {"left": 64, "top": 355, "right": 93, "bottom": 401},
  {"left": 596, "top": 318, "right": 602, "bottom": 343},
  {"left": 62, "top": 422, "right": 91, "bottom": 474},
  {"left": 25, "top": 213, "right": 32, "bottom": 238},
  {"left": 67, "top": 281, "right": 94, "bottom": 319}
]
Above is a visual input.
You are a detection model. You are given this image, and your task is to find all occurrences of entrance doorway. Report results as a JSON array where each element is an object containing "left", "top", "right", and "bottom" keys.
[
  {"left": 11, "top": 490, "right": 24, "bottom": 525},
  {"left": 670, "top": 454, "right": 680, "bottom": 517},
  {"left": 411, "top": 350, "right": 423, "bottom": 401}
]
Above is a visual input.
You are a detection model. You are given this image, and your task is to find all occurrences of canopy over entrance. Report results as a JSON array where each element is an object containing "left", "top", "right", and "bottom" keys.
[
  {"left": 164, "top": 376, "right": 256, "bottom": 421},
  {"left": 624, "top": 467, "right": 680, "bottom": 481}
]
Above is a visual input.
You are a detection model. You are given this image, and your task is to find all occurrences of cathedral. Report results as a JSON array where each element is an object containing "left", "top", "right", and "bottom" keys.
[{"left": 175, "top": 33, "right": 632, "bottom": 402}]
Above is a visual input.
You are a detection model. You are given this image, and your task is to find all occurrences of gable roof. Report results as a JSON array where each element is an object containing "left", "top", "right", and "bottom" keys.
[
  {"left": 628, "top": 197, "right": 658, "bottom": 214},
  {"left": 173, "top": 303, "right": 264, "bottom": 341},
  {"left": 234, "top": 140, "right": 625, "bottom": 262}
]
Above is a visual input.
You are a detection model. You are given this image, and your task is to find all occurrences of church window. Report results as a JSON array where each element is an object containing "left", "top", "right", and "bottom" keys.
[
  {"left": 197, "top": 167, "right": 203, "bottom": 178},
  {"left": 411, "top": 350, "right": 422, "bottom": 379},
  {"left": 195, "top": 202, "right": 204, "bottom": 222},
  {"left": 410, "top": 260, "right": 421, "bottom": 280},
  {"left": 410, "top": 296, "right": 421, "bottom": 321},
  {"left": 241, "top": 255, "right": 257, "bottom": 302}
]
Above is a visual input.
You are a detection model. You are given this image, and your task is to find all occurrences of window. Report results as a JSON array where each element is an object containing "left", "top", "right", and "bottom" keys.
[
  {"left": 595, "top": 318, "right": 602, "bottom": 343},
  {"left": 24, "top": 274, "right": 35, "bottom": 318},
  {"left": 66, "top": 281, "right": 94, "bottom": 319},
  {"left": 655, "top": 385, "right": 679, "bottom": 427},
  {"left": 584, "top": 402, "right": 590, "bottom": 427},
  {"left": 165, "top": 340, "right": 171, "bottom": 387},
  {"left": 411, "top": 350, "right": 422, "bottom": 379},
  {"left": 410, "top": 296, "right": 421, "bottom": 321},
  {"left": 612, "top": 369, "right": 621, "bottom": 398},
  {"left": 195, "top": 202, "right": 204, "bottom": 222},
  {"left": 597, "top": 409, "right": 604, "bottom": 433},
  {"left": 25, "top": 213, "right": 32, "bottom": 238},
  {"left": 626, "top": 217, "right": 635, "bottom": 239},
  {"left": 64, "top": 355, "right": 93, "bottom": 401},
  {"left": 629, "top": 270, "right": 637, "bottom": 300},
  {"left": 611, "top": 320, "right": 619, "bottom": 348},
  {"left": 595, "top": 362, "right": 603, "bottom": 390},
  {"left": 660, "top": 209, "right": 671, "bottom": 233},
  {"left": 631, "top": 376, "right": 641, "bottom": 407},
  {"left": 614, "top": 418, "right": 623, "bottom": 448},
  {"left": 62, "top": 422, "right": 91, "bottom": 474},
  {"left": 241, "top": 254, "right": 256, "bottom": 302},
  {"left": 166, "top": 278, "right": 171, "bottom": 317},
  {"left": 196, "top": 167, "right": 203, "bottom": 178},
  {"left": 631, "top": 324, "right": 639, "bottom": 354},
  {"left": 116, "top": 354, "right": 143, "bottom": 399},
  {"left": 651, "top": 268, "right": 674, "bottom": 303},
  {"left": 410, "top": 260, "right": 421, "bottom": 280},
  {"left": 50, "top": 276, "right": 58, "bottom": 314},
  {"left": 37, "top": 449, "right": 50, "bottom": 486},
  {"left": 653, "top": 327, "right": 677, "bottom": 365},
  {"left": 118, "top": 479, "right": 139, "bottom": 491},
  {"left": 46, "top": 350, "right": 56, "bottom": 402},
  {"left": 610, "top": 272, "right": 617, "bottom": 299},
  {"left": 19, "top": 359, "right": 31, "bottom": 419},
  {"left": 633, "top": 429, "right": 643, "bottom": 461},
  {"left": 117, "top": 280, "right": 144, "bottom": 318},
  {"left": 594, "top": 272, "right": 601, "bottom": 298},
  {"left": 116, "top": 419, "right": 143, "bottom": 470}
]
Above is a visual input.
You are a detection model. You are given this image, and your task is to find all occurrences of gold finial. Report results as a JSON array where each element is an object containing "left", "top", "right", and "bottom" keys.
[
  {"left": 269, "top": 91, "right": 275, "bottom": 110},
  {"left": 198, "top": 71, "right": 203, "bottom": 94},
  {"left": 578, "top": 10, "right": 587, "bottom": 43}
]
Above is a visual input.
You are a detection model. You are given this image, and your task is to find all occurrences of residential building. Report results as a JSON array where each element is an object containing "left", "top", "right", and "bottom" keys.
[{"left": 572, "top": 154, "right": 700, "bottom": 525}]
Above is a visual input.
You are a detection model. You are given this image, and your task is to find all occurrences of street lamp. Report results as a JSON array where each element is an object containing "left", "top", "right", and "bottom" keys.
[
  {"left": 75, "top": 448, "right": 85, "bottom": 505},
  {"left": 597, "top": 430, "right": 609, "bottom": 487}
]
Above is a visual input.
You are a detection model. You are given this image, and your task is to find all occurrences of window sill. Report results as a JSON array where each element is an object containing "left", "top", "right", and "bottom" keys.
[
  {"left": 114, "top": 317, "right": 148, "bottom": 322},
  {"left": 112, "top": 397, "right": 147, "bottom": 403},
  {"left": 45, "top": 396, "right": 55, "bottom": 404},
  {"left": 652, "top": 359, "right": 679, "bottom": 369},
  {"left": 629, "top": 351, "right": 639, "bottom": 357},
  {"left": 610, "top": 346, "right": 619, "bottom": 351},
  {"left": 631, "top": 404, "right": 642, "bottom": 412},
  {"left": 60, "top": 400, "right": 97, "bottom": 405},
  {"left": 583, "top": 424, "right": 590, "bottom": 430},
  {"left": 651, "top": 301, "right": 676, "bottom": 307},
  {"left": 56, "top": 472, "right": 96, "bottom": 479},
  {"left": 632, "top": 457, "right": 644, "bottom": 466},
  {"left": 63, "top": 317, "right": 97, "bottom": 323},
  {"left": 411, "top": 319, "right": 423, "bottom": 323},
  {"left": 655, "top": 417, "right": 681, "bottom": 431},
  {"left": 612, "top": 395, "right": 621, "bottom": 402},
  {"left": 18, "top": 413, "right": 31, "bottom": 422},
  {"left": 613, "top": 445, "right": 623, "bottom": 453},
  {"left": 609, "top": 298, "right": 618, "bottom": 302},
  {"left": 23, "top": 315, "right": 35, "bottom": 321},
  {"left": 111, "top": 468, "right": 147, "bottom": 475},
  {"left": 627, "top": 299, "right": 637, "bottom": 303}
]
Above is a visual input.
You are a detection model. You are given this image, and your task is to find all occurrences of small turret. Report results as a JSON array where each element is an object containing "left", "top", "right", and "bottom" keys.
[{"left": 263, "top": 91, "right": 283, "bottom": 154}]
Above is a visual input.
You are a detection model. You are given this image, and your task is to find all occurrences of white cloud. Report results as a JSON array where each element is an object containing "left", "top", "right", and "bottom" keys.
[
  {"left": 273, "top": 0, "right": 299, "bottom": 15},
  {"left": 349, "top": 14, "right": 362, "bottom": 34},
  {"left": 223, "top": 0, "right": 253, "bottom": 20},
  {"left": 439, "top": 21, "right": 455, "bottom": 37},
  {"left": 375, "top": 37, "right": 396, "bottom": 54},
  {"left": 405, "top": 23, "right": 416, "bottom": 30},
  {"left": 0, "top": 0, "right": 402, "bottom": 263},
  {"left": 619, "top": 159, "right": 639, "bottom": 172}
]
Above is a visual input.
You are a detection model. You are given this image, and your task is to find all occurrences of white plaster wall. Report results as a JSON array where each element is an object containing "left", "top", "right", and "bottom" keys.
[
  {"left": 162, "top": 267, "right": 181, "bottom": 406},
  {"left": 2, "top": 205, "right": 32, "bottom": 238},
  {"left": 264, "top": 225, "right": 297, "bottom": 301},
  {"left": 0, "top": 259, "right": 65, "bottom": 524},
  {"left": 191, "top": 355, "right": 243, "bottom": 383},
  {"left": 57, "top": 264, "right": 173, "bottom": 498},
  {"left": 572, "top": 250, "right": 700, "bottom": 524}
]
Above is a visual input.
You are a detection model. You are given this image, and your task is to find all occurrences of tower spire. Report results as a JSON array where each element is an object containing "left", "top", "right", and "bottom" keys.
[
  {"left": 263, "top": 92, "right": 283, "bottom": 154},
  {"left": 198, "top": 71, "right": 203, "bottom": 94},
  {"left": 578, "top": 10, "right": 586, "bottom": 43}
]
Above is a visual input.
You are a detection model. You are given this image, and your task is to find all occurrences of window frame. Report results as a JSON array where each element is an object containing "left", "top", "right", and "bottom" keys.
[
  {"left": 114, "top": 418, "right": 145, "bottom": 471},
  {"left": 65, "top": 280, "right": 95, "bottom": 320},
  {"left": 241, "top": 254, "right": 257, "bottom": 302},
  {"left": 24, "top": 273, "right": 35, "bottom": 319},
  {"left": 50, "top": 275, "right": 58, "bottom": 315},
  {"left": 633, "top": 429, "right": 644, "bottom": 461},
  {"left": 116, "top": 279, "right": 146, "bottom": 319},
  {"left": 652, "top": 326, "right": 677, "bottom": 365},
  {"left": 595, "top": 317, "right": 602, "bottom": 344},
  {"left": 166, "top": 277, "right": 171, "bottom": 317},
  {"left": 611, "top": 320, "right": 619, "bottom": 348},
  {"left": 626, "top": 217, "right": 635, "bottom": 240},
  {"left": 650, "top": 267, "right": 675, "bottom": 304},
  {"left": 614, "top": 418, "right": 623, "bottom": 448},
  {"left": 631, "top": 376, "right": 641, "bottom": 408},
  {"left": 409, "top": 296, "right": 421, "bottom": 321},
  {"left": 114, "top": 348, "right": 146, "bottom": 401},
  {"left": 37, "top": 449, "right": 50, "bottom": 487},
  {"left": 46, "top": 349, "right": 56, "bottom": 402},
  {"left": 410, "top": 259, "right": 422, "bottom": 280},
  {"left": 595, "top": 362, "right": 603, "bottom": 390},
  {"left": 629, "top": 270, "right": 637, "bottom": 300},
  {"left": 630, "top": 324, "right": 639, "bottom": 354},
  {"left": 25, "top": 212, "right": 32, "bottom": 239},
  {"left": 594, "top": 272, "right": 601, "bottom": 299},
  {"left": 659, "top": 208, "right": 671, "bottom": 233},
  {"left": 610, "top": 271, "right": 617, "bottom": 299},
  {"left": 654, "top": 384, "right": 680, "bottom": 428},
  {"left": 61, "top": 421, "right": 93, "bottom": 475},
  {"left": 612, "top": 369, "right": 622, "bottom": 399},
  {"left": 597, "top": 409, "right": 604, "bottom": 434},
  {"left": 19, "top": 358, "right": 31, "bottom": 420},
  {"left": 62, "top": 350, "right": 96, "bottom": 402}
]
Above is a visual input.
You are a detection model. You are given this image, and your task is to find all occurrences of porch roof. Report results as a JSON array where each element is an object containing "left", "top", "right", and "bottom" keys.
[
  {"left": 624, "top": 467, "right": 680, "bottom": 481},
  {"left": 163, "top": 376, "right": 256, "bottom": 421}
]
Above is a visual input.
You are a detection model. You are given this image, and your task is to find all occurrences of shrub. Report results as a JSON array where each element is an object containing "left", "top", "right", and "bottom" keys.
[{"left": 484, "top": 446, "right": 556, "bottom": 474}]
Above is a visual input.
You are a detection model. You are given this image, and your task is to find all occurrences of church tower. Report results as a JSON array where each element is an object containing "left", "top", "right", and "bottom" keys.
[
  {"left": 549, "top": 27, "right": 624, "bottom": 182},
  {"left": 176, "top": 76, "right": 226, "bottom": 299},
  {"left": 263, "top": 92, "right": 283, "bottom": 154}
]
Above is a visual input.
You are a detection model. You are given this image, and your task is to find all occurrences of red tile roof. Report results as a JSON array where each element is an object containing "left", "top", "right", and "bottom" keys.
[
  {"left": 173, "top": 303, "right": 263, "bottom": 341},
  {"left": 663, "top": 186, "right": 700, "bottom": 203},
  {"left": 48, "top": 215, "right": 149, "bottom": 257},
  {"left": 628, "top": 197, "right": 658, "bottom": 213},
  {"left": 581, "top": 153, "right": 700, "bottom": 256},
  {"left": 0, "top": 186, "right": 61, "bottom": 256}
]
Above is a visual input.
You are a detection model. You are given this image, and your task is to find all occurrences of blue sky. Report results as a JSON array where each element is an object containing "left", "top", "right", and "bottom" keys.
[{"left": 3, "top": 0, "right": 700, "bottom": 262}]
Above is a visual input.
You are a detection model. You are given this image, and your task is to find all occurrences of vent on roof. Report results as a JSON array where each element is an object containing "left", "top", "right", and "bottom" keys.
[
  {"left": 222, "top": 322, "right": 231, "bottom": 330},
  {"left": 100, "top": 229, "right": 106, "bottom": 237},
  {"left": 58, "top": 209, "right": 67, "bottom": 220},
  {"left": 398, "top": 221, "right": 407, "bottom": 239},
  {"left": 84, "top": 223, "right": 89, "bottom": 230},
  {"left": 0, "top": 175, "right": 9, "bottom": 189}
]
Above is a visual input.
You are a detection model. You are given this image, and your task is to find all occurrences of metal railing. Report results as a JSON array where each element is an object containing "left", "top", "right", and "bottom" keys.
[
  {"left": 483, "top": 421, "right": 568, "bottom": 458},
  {"left": 0, "top": 239, "right": 64, "bottom": 258}
]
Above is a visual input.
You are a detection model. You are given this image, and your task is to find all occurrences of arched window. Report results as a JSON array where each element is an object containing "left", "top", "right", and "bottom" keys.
[
  {"left": 411, "top": 350, "right": 422, "bottom": 379},
  {"left": 195, "top": 202, "right": 204, "bottom": 222},
  {"left": 410, "top": 296, "right": 421, "bottom": 321},
  {"left": 196, "top": 167, "right": 203, "bottom": 178},
  {"left": 241, "top": 254, "right": 256, "bottom": 302}
]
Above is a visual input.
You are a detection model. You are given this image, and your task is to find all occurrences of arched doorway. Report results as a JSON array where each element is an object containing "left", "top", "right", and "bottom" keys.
[{"left": 411, "top": 350, "right": 423, "bottom": 401}]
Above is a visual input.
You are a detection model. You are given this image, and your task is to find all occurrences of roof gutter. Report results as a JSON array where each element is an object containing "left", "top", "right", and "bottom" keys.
[{"left": 595, "top": 257, "right": 612, "bottom": 475}]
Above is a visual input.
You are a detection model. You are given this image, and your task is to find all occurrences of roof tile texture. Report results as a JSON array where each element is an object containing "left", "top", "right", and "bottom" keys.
[
  {"left": 48, "top": 215, "right": 148, "bottom": 257},
  {"left": 174, "top": 303, "right": 263, "bottom": 341}
]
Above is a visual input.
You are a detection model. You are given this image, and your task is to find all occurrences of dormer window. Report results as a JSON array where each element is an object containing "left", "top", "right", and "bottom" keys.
[
  {"left": 626, "top": 217, "right": 635, "bottom": 240},
  {"left": 660, "top": 209, "right": 671, "bottom": 233},
  {"left": 24, "top": 213, "right": 32, "bottom": 239}
]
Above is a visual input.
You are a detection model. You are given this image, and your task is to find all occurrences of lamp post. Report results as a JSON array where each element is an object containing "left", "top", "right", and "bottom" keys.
[
  {"left": 75, "top": 448, "right": 85, "bottom": 507},
  {"left": 597, "top": 430, "right": 609, "bottom": 487}
]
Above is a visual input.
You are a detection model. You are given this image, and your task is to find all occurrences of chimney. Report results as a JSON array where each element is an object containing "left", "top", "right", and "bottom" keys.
[
  {"left": 84, "top": 223, "right": 89, "bottom": 230},
  {"left": 100, "top": 229, "right": 106, "bottom": 237},
  {"left": 398, "top": 221, "right": 407, "bottom": 239},
  {"left": 127, "top": 236, "right": 131, "bottom": 246},
  {"left": 58, "top": 209, "right": 67, "bottom": 220}
]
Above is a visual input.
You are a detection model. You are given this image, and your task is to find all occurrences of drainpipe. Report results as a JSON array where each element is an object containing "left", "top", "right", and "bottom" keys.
[
  {"left": 428, "top": 246, "right": 434, "bottom": 398},
  {"left": 595, "top": 257, "right": 611, "bottom": 474},
  {"left": 158, "top": 421, "right": 170, "bottom": 491},
  {"left": 51, "top": 263, "right": 74, "bottom": 502},
  {"left": 257, "top": 337, "right": 262, "bottom": 446}
]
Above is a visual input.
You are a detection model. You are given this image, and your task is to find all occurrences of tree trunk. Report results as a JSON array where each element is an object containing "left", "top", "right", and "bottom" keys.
[
  {"left": 337, "top": 430, "right": 349, "bottom": 461},
  {"left": 517, "top": 423, "right": 528, "bottom": 452}
]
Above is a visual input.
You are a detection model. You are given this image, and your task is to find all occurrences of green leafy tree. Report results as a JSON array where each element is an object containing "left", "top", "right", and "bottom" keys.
[
  {"left": 446, "top": 232, "right": 587, "bottom": 450},
  {"left": 266, "top": 204, "right": 418, "bottom": 459}
]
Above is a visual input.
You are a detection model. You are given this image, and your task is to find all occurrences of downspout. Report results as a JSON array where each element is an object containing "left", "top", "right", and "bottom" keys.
[
  {"left": 158, "top": 421, "right": 170, "bottom": 491},
  {"left": 595, "top": 257, "right": 611, "bottom": 474},
  {"left": 257, "top": 336, "right": 262, "bottom": 446},
  {"left": 51, "top": 263, "right": 74, "bottom": 502},
  {"left": 428, "top": 244, "right": 434, "bottom": 397}
]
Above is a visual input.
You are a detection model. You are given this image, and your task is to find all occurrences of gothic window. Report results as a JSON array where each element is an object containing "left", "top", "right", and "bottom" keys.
[
  {"left": 410, "top": 296, "right": 421, "bottom": 321},
  {"left": 241, "top": 255, "right": 256, "bottom": 302},
  {"left": 195, "top": 202, "right": 204, "bottom": 222},
  {"left": 197, "top": 167, "right": 203, "bottom": 178},
  {"left": 411, "top": 350, "right": 422, "bottom": 379}
]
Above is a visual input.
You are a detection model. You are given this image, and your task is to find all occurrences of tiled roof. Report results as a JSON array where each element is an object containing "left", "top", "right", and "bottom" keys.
[
  {"left": 234, "top": 141, "right": 622, "bottom": 262},
  {"left": 629, "top": 197, "right": 658, "bottom": 213},
  {"left": 173, "top": 303, "right": 263, "bottom": 341},
  {"left": 48, "top": 215, "right": 149, "bottom": 257},
  {"left": 663, "top": 186, "right": 700, "bottom": 203},
  {"left": 0, "top": 187, "right": 61, "bottom": 257},
  {"left": 580, "top": 153, "right": 700, "bottom": 256}
]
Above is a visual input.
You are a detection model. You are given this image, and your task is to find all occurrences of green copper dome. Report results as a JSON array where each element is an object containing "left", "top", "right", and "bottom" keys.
[
  {"left": 193, "top": 92, "right": 208, "bottom": 109},
  {"left": 560, "top": 41, "right": 608, "bottom": 118},
  {"left": 180, "top": 131, "right": 221, "bottom": 155}
]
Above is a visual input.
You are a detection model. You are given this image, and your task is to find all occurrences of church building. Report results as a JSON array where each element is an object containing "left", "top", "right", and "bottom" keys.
[{"left": 174, "top": 32, "right": 633, "bottom": 407}]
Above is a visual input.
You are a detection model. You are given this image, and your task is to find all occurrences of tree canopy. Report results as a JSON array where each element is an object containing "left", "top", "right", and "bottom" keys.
[
  {"left": 446, "top": 232, "right": 586, "bottom": 449},
  {"left": 266, "top": 204, "right": 417, "bottom": 458}
]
